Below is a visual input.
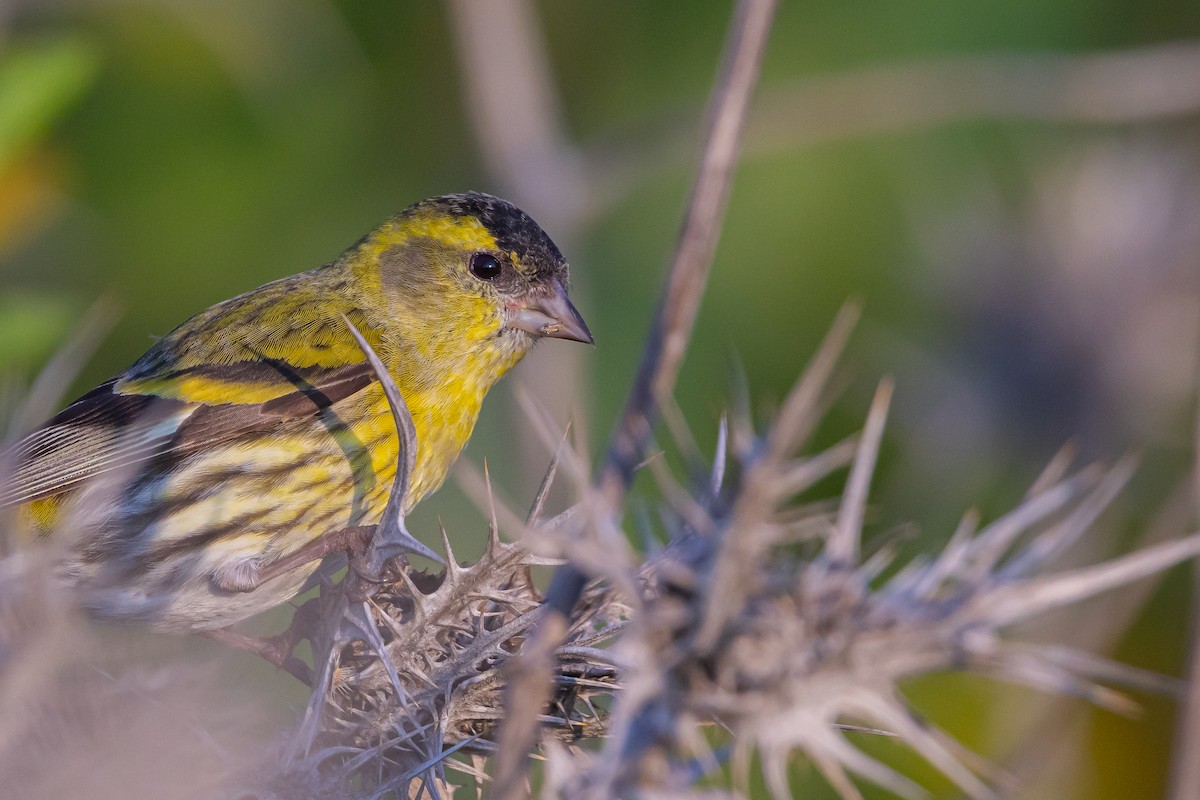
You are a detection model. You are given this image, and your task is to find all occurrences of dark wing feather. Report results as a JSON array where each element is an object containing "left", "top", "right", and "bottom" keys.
[
  {"left": 2, "top": 382, "right": 183, "bottom": 506},
  {"left": 1, "top": 361, "right": 377, "bottom": 508}
]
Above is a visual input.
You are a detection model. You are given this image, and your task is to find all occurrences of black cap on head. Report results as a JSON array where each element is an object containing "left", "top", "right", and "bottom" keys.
[{"left": 414, "top": 191, "right": 567, "bottom": 283}]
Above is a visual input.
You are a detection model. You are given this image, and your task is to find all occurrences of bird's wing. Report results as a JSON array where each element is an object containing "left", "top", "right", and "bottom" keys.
[
  {"left": 0, "top": 359, "right": 378, "bottom": 508},
  {"left": 1, "top": 273, "right": 394, "bottom": 508}
]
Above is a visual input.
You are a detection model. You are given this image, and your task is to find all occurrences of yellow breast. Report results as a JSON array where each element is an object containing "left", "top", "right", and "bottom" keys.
[{"left": 348, "top": 333, "right": 524, "bottom": 517}]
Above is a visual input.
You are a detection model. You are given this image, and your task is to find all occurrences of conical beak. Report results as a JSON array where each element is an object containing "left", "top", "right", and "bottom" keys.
[{"left": 509, "top": 281, "right": 594, "bottom": 344}]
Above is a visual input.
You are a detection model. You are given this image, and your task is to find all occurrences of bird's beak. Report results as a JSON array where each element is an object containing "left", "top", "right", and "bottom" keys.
[{"left": 509, "top": 281, "right": 594, "bottom": 344}]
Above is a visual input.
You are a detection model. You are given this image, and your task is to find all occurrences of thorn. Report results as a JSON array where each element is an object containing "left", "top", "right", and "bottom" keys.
[
  {"left": 726, "top": 354, "right": 757, "bottom": 462},
  {"left": 858, "top": 529, "right": 909, "bottom": 584},
  {"left": 648, "top": 450, "right": 714, "bottom": 535},
  {"left": 398, "top": 569, "right": 431, "bottom": 621},
  {"left": 514, "top": 387, "right": 591, "bottom": 491},
  {"left": 660, "top": 392, "right": 705, "bottom": 479},
  {"left": 983, "top": 534, "right": 1200, "bottom": 628},
  {"left": 341, "top": 314, "right": 443, "bottom": 571},
  {"left": 774, "top": 434, "right": 858, "bottom": 499},
  {"left": 810, "top": 750, "right": 866, "bottom": 800},
  {"left": 962, "top": 467, "right": 1099, "bottom": 585},
  {"left": 1001, "top": 455, "right": 1138, "bottom": 580},
  {"left": 455, "top": 460, "right": 538, "bottom": 554},
  {"left": 520, "top": 555, "right": 567, "bottom": 567},
  {"left": 484, "top": 460, "right": 500, "bottom": 550},
  {"left": 731, "top": 742, "right": 752, "bottom": 798},
  {"left": 711, "top": 413, "right": 728, "bottom": 496},
  {"left": 346, "top": 598, "right": 408, "bottom": 704},
  {"left": 635, "top": 501, "right": 661, "bottom": 555},
  {"left": 438, "top": 519, "right": 459, "bottom": 572},
  {"left": 906, "top": 508, "right": 980, "bottom": 599},
  {"left": 828, "top": 377, "right": 893, "bottom": 566},
  {"left": 528, "top": 422, "right": 571, "bottom": 526},
  {"left": 769, "top": 300, "right": 862, "bottom": 460},
  {"left": 762, "top": 747, "right": 796, "bottom": 800},
  {"left": 1027, "top": 440, "right": 1079, "bottom": 498},
  {"left": 288, "top": 593, "right": 352, "bottom": 761}
]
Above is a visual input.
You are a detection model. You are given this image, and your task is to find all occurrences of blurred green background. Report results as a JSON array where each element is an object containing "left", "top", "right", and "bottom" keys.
[{"left": 1, "top": 1, "right": 1199, "bottom": 797}]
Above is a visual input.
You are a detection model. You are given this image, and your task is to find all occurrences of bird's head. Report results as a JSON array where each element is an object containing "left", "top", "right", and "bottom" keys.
[{"left": 350, "top": 192, "right": 592, "bottom": 370}]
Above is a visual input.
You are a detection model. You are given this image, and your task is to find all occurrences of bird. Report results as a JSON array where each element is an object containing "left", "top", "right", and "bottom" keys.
[{"left": 0, "top": 191, "right": 592, "bottom": 633}]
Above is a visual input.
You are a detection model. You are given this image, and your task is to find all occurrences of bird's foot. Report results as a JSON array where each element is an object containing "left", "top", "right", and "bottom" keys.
[
  {"left": 204, "top": 624, "right": 313, "bottom": 685},
  {"left": 214, "top": 526, "right": 373, "bottom": 593},
  {"left": 203, "top": 596, "right": 324, "bottom": 684}
]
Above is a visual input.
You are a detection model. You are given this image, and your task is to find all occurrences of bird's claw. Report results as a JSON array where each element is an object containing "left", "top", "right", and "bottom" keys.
[{"left": 363, "top": 516, "right": 443, "bottom": 578}]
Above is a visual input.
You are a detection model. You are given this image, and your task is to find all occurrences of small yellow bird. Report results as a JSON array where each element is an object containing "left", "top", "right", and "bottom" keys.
[{"left": 1, "top": 192, "right": 591, "bottom": 632}]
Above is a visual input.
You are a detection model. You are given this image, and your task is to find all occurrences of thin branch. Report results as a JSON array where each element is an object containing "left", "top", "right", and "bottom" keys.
[
  {"left": 586, "top": 41, "right": 1200, "bottom": 215},
  {"left": 1168, "top": 385, "right": 1200, "bottom": 800},
  {"left": 444, "top": 0, "right": 587, "bottom": 236},
  {"left": 598, "top": 0, "right": 779, "bottom": 506},
  {"left": 489, "top": 0, "right": 779, "bottom": 796},
  {"left": 444, "top": 0, "right": 593, "bottom": 508}
]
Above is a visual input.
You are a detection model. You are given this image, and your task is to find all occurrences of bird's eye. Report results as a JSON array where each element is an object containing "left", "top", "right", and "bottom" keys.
[{"left": 469, "top": 252, "right": 503, "bottom": 281}]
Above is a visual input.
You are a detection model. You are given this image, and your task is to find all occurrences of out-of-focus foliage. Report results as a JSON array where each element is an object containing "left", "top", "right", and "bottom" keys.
[
  {"left": 0, "top": 1, "right": 1198, "bottom": 798},
  {"left": 0, "top": 34, "right": 97, "bottom": 369},
  {"left": 0, "top": 36, "right": 97, "bottom": 173}
]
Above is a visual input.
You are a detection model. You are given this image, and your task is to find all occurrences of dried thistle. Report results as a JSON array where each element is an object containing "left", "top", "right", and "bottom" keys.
[
  {"left": 550, "top": 325, "right": 1200, "bottom": 800},
  {"left": 251, "top": 303, "right": 1199, "bottom": 800},
  {"left": 1, "top": 1, "right": 1195, "bottom": 798}
]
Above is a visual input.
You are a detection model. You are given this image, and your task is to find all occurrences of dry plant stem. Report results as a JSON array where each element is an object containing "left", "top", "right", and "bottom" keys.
[
  {"left": 588, "top": 42, "right": 1200, "bottom": 214},
  {"left": 1168, "top": 389, "right": 1200, "bottom": 800},
  {"left": 600, "top": 0, "right": 779, "bottom": 505},
  {"left": 442, "top": 0, "right": 590, "bottom": 425},
  {"left": 444, "top": 0, "right": 586, "bottom": 235},
  {"left": 445, "top": 0, "right": 591, "bottom": 501},
  {"left": 751, "top": 42, "right": 1200, "bottom": 139},
  {"left": 490, "top": 0, "right": 779, "bottom": 796}
]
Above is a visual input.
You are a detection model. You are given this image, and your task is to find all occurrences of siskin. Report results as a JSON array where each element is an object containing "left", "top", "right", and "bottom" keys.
[{"left": 1, "top": 192, "right": 591, "bottom": 632}]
